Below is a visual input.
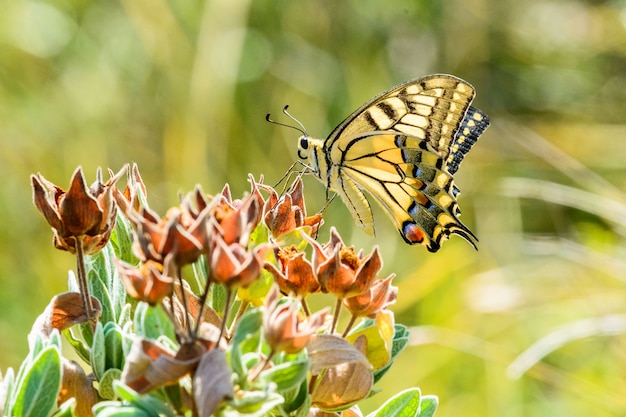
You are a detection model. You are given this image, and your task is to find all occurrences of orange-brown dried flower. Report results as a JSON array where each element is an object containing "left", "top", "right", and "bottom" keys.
[
  {"left": 127, "top": 200, "right": 210, "bottom": 267},
  {"left": 263, "top": 286, "right": 327, "bottom": 354},
  {"left": 343, "top": 275, "right": 397, "bottom": 318},
  {"left": 306, "top": 228, "right": 383, "bottom": 298},
  {"left": 264, "top": 245, "right": 320, "bottom": 298},
  {"left": 116, "top": 256, "right": 175, "bottom": 306},
  {"left": 262, "top": 178, "right": 323, "bottom": 239},
  {"left": 113, "top": 163, "right": 148, "bottom": 215},
  {"left": 209, "top": 176, "right": 264, "bottom": 247},
  {"left": 31, "top": 166, "right": 124, "bottom": 255},
  {"left": 208, "top": 229, "right": 265, "bottom": 289}
]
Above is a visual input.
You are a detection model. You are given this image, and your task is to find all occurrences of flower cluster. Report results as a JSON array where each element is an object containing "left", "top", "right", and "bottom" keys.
[{"left": 28, "top": 165, "right": 403, "bottom": 416}]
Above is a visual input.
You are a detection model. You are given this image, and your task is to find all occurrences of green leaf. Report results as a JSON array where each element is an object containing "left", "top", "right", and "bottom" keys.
[
  {"left": 279, "top": 376, "right": 309, "bottom": 414},
  {"left": 191, "top": 255, "right": 207, "bottom": 293},
  {"left": 418, "top": 395, "right": 438, "bottom": 417},
  {"left": 86, "top": 244, "right": 128, "bottom": 324},
  {"left": 237, "top": 267, "right": 273, "bottom": 305},
  {"left": 112, "top": 381, "right": 176, "bottom": 416},
  {"left": 52, "top": 398, "right": 75, "bottom": 417},
  {"left": 113, "top": 381, "right": 142, "bottom": 403},
  {"left": 93, "top": 401, "right": 152, "bottom": 417},
  {"left": 1, "top": 367, "right": 15, "bottom": 417},
  {"left": 91, "top": 321, "right": 106, "bottom": 380},
  {"left": 249, "top": 222, "right": 270, "bottom": 246},
  {"left": 373, "top": 324, "right": 410, "bottom": 384},
  {"left": 12, "top": 346, "right": 62, "bottom": 417},
  {"left": 89, "top": 268, "right": 115, "bottom": 324},
  {"left": 99, "top": 368, "right": 123, "bottom": 400},
  {"left": 274, "top": 227, "right": 311, "bottom": 251},
  {"left": 367, "top": 387, "right": 421, "bottom": 417},
  {"left": 117, "top": 303, "right": 133, "bottom": 327},
  {"left": 228, "top": 389, "right": 284, "bottom": 416},
  {"left": 111, "top": 212, "right": 139, "bottom": 265},
  {"left": 212, "top": 283, "right": 228, "bottom": 317},
  {"left": 109, "top": 258, "right": 128, "bottom": 320},
  {"left": 10, "top": 329, "right": 61, "bottom": 415},
  {"left": 104, "top": 323, "right": 125, "bottom": 370},
  {"left": 229, "top": 308, "right": 263, "bottom": 377},
  {"left": 259, "top": 358, "right": 309, "bottom": 392},
  {"left": 133, "top": 302, "right": 176, "bottom": 342},
  {"left": 63, "top": 328, "right": 91, "bottom": 363}
]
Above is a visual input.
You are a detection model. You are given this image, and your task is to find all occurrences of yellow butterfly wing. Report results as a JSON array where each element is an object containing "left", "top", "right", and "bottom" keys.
[{"left": 300, "top": 74, "right": 490, "bottom": 251}]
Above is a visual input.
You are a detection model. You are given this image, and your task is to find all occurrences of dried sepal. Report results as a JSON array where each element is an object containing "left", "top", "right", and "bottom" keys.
[
  {"left": 29, "top": 291, "right": 102, "bottom": 342},
  {"left": 58, "top": 358, "right": 98, "bottom": 417},
  {"left": 309, "top": 335, "right": 373, "bottom": 410},
  {"left": 121, "top": 338, "right": 203, "bottom": 394},
  {"left": 192, "top": 349, "right": 234, "bottom": 417}
]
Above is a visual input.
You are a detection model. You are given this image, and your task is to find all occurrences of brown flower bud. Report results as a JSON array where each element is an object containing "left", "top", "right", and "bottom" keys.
[
  {"left": 306, "top": 228, "right": 382, "bottom": 298},
  {"left": 343, "top": 275, "right": 397, "bottom": 318},
  {"left": 113, "top": 163, "right": 148, "bottom": 215},
  {"left": 208, "top": 230, "right": 265, "bottom": 289},
  {"left": 209, "top": 177, "right": 264, "bottom": 247},
  {"left": 262, "top": 178, "right": 323, "bottom": 239},
  {"left": 127, "top": 201, "right": 210, "bottom": 267},
  {"left": 264, "top": 245, "right": 320, "bottom": 297},
  {"left": 31, "top": 166, "right": 124, "bottom": 255},
  {"left": 116, "top": 256, "right": 175, "bottom": 306},
  {"left": 263, "top": 287, "right": 327, "bottom": 354}
]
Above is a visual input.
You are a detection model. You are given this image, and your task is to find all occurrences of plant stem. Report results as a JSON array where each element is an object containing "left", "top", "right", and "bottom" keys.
[
  {"left": 341, "top": 314, "right": 357, "bottom": 338},
  {"left": 74, "top": 237, "right": 94, "bottom": 320},
  {"left": 301, "top": 298, "right": 311, "bottom": 317},
  {"left": 194, "top": 278, "right": 212, "bottom": 336},
  {"left": 218, "top": 289, "right": 233, "bottom": 343},
  {"left": 228, "top": 300, "right": 249, "bottom": 336},
  {"left": 176, "top": 267, "right": 193, "bottom": 340},
  {"left": 330, "top": 297, "right": 342, "bottom": 334},
  {"left": 249, "top": 349, "right": 275, "bottom": 382}
]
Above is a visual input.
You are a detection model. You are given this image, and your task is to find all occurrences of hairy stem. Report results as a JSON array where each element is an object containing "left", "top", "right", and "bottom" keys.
[{"left": 75, "top": 237, "right": 94, "bottom": 322}]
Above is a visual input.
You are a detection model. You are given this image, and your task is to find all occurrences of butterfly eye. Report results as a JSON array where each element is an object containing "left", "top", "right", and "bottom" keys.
[
  {"left": 298, "top": 136, "right": 309, "bottom": 159},
  {"left": 299, "top": 136, "right": 309, "bottom": 150}
]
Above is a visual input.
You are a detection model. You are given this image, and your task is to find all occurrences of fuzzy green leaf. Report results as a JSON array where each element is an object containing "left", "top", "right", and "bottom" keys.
[
  {"left": 418, "top": 395, "right": 438, "bottom": 417},
  {"left": 91, "top": 321, "right": 106, "bottom": 380},
  {"left": 133, "top": 302, "right": 176, "bottom": 342},
  {"left": 88, "top": 268, "right": 115, "bottom": 324},
  {"left": 63, "top": 328, "right": 91, "bottom": 363},
  {"left": 111, "top": 212, "right": 139, "bottom": 265},
  {"left": 229, "top": 308, "right": 263, "bottom": 377},
  {"left": 104, "top": 323, "right": 125, "bottom": 370},
  {"left": 52, "top": 398, "right": 75, "bottom": 417},
  {"left": 99, "top": 368, "right": 123, "bottom": 400},
  {"left": 12, "top": 346, "right": 62, "bottom": 417},
  {"left": 259, "top": 358, "right": 309, "bottom": 392},
  {"left": 367, "top": 387, "right": 421, "bottom": 417}
]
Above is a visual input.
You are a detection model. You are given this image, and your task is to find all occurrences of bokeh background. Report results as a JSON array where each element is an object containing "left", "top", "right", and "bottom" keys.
[{"left": 2, "top": 0, "right": 626, "bottom": 415}]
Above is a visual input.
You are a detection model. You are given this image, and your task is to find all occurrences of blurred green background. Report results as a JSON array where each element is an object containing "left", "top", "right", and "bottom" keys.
[{"left": 2, "top": 0, "right": 626, "bottom": 415}]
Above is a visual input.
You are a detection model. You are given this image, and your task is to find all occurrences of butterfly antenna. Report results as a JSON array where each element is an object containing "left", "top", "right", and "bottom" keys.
[
  {"left": 265, "top": 104, "right": 307, "bottom": 136},
  {"left": 281, "top": 105, "right": 308, "bottom": 136}
]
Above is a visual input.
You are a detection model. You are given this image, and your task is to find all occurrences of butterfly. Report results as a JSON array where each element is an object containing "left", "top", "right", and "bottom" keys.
[{"left": 279, "top": 74, "right": 490, "bottom": 252}]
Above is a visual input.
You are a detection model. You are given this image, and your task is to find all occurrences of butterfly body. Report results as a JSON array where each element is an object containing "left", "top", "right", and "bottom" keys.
[{"left": 297, "top": 74, "right": 490, "bottom": 252}]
